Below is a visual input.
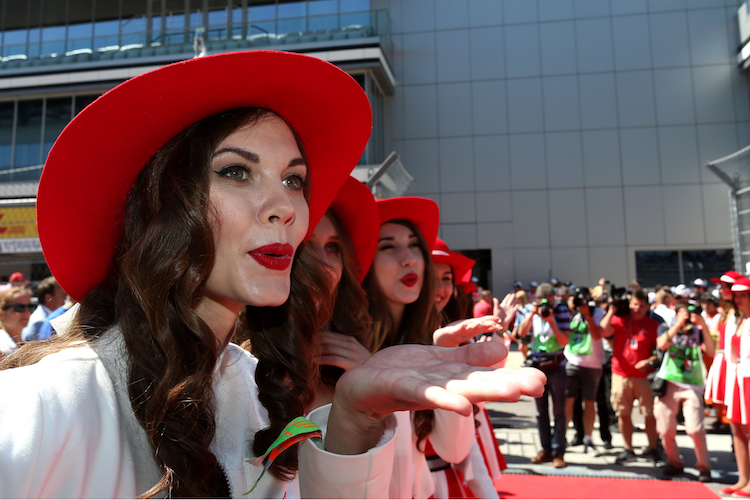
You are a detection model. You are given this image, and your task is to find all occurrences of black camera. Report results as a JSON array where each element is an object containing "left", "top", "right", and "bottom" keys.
[
  {"left": 610, "top": 284, "right": 630, "bottom": 317},
  {"left": 572, "top": 287, "right": 596, "bottom": 310},
  {"left": 537, "top": 298, "right": 552, "bottom": 318}
]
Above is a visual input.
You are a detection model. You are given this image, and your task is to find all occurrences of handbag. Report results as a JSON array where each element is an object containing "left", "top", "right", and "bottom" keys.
[
  {"left": 649, "top": 372, "right": 668, "bottom": 397},
  {"left": 524, "top": 352, "right": 564, "bottom": 372}
]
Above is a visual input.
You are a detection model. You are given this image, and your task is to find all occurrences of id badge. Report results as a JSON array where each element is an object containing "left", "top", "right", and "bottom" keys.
[{"left": 630, "top": 337, "right": 638, "bottom": 349}]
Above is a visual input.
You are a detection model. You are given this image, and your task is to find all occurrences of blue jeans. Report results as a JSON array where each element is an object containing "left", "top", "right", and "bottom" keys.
[{"left": 535, "top": 363, "right": 568, "bottom": 454}]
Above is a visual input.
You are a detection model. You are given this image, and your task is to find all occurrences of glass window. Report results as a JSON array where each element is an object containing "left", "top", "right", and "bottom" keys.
[
  {"left": 41, "top": 25, "right": 66, "bottom": 56},
  {"left": 248, "top": 2, "right": 275, "bottom": 21},
  {"left": 93, "top": 19, "right": 120, "bottom": 49},
  {"left": 0, "top": 102, "right": 14, "bottom": 172},
  {"left": 682, "top": 250, "right": 733, "bottom": 285},
  {"left": 207, "top": 8, "right": 228, "bottom": 39},
  {"left": 165, "top": 12, "right": 186, "bottom": 44},
  {"left": 67, "top": 22, "right": 94, "bottom": 51},
  {"left": 14, "top": 99, "right": 43, "bottom": 181},
  {"left": 43, "top": 98, "right": 72, "bottom": 161},
  {"left": 635, "top": 251, "right": 679, "bottom": 288},
  {"left": 308, "top": 0, "right": 337, "bottom": 31},
  {"left": 309, "top": 0, "right": 337, "bottom": 16},
  {"left": 74, "top": 94, "right": 99, "bottom": 115},
  {"left": 340, "top": 0, "right": 370, "bottom": 12},
  {"left": 27, "top": 27, "right": 41, "bottom": 58},
  {"left": 2, "top": 29, "right": 28, "bottom": 57},
  {"left": 121, "top": 16, "right": 147, "bottom": 46},
  {"left": 278, "top": 1, "right": 306, "bottom": 18}
]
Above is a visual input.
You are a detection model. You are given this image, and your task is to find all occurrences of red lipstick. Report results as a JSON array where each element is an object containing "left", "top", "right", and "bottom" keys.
[
  {"left": 400, "top": 272, "right": 418, "bottom": 287},
  {"left": 249, "top": 243, "right": 294, "bottom": 271}
]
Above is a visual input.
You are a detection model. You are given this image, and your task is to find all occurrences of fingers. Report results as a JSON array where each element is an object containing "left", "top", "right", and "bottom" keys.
[{"left": 435, "top": 342, "right": 508, "bottom": 367}]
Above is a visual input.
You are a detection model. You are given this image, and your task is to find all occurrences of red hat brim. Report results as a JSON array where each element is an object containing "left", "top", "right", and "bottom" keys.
[
  {"left": 432, "top": 238, "right": 475, "bottom": 284},
  {"left": 376, "top": 197, "right": 440, "bottom": 252},
  {"left": 37, "top": 51, "right": 372, "bottom": 301},
  {"left": 732, "top": 277, "right": 750, "bottom": 292},
  {"left": 712, "top": 270, "right": 744, "bottom": 284},
  {"left": 328, "top": 177, "right": 379, "bottom": 283}
]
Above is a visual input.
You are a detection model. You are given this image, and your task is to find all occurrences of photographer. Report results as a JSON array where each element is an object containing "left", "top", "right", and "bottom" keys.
[
  {"left": 600, "top": 289, "right": 661, "bottom": 465},
  {"left": 653, "top": 302, "right": 714, "bottom": 481},
  {"left": 563, "top": 288, "right": 603, "bottom": 454},
  {"left": 516, "top": 283, "right": 570, "bottom": 468}
]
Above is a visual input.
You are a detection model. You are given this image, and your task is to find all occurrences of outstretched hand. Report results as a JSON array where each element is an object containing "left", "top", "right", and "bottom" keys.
[
  {"left": 433, "top": 316, "right": 504, "bottom": 347},
  {"left": 493, "top": 293, "right": 520, "bottom": 330},
  {"left": 326, "top": 342, "right": 546, "bottom": 455}
]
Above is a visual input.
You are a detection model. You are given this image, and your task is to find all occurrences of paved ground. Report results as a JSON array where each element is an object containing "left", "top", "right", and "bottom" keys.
[{"left": 487, "top": 349, "right": 735, "bottom": 497}]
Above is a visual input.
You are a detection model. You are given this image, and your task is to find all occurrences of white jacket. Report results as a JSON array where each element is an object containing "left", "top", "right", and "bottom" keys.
[{"left": 0, "top": 326, "right": 396, "bottom": 498}]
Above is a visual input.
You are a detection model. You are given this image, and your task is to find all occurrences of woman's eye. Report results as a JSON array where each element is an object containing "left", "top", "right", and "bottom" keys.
[
  {"left": 215, "top": 165, "right": 250, "bottom": 180},
  {"left": 325, "top": 242, "right": 341, "bottom": 255},
  {"left": 378, "top": 244, "right": 394, "bottom": 251},
  {"left": 283, "top": 174, "right": 306, "bottom": 191}
]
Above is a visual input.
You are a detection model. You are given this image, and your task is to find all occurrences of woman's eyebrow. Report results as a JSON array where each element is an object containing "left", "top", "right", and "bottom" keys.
[
  {"left": 289, "top": 157, "right": 306, "bottom": 168},
  {"left": 212, "top": 147, "right": 259, "bottom": 163}
]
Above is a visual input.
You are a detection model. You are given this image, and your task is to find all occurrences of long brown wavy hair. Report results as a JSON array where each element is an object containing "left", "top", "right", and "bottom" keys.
[
  {"left": 361, "top": 219, "right": 440, "bottom": 448},
  {"left": 318, "top": 209, "right": 371, "bottom": 388},
  {"left": 1, "top": 107, "right": 329, "bottom": 497}
]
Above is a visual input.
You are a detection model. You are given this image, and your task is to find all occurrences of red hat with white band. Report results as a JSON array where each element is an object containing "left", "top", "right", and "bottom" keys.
[
  {"left": 376, "top": 197, "right": 440, "bottom": 252},
  {"left": 431, "top": 238, "right": 475, "bottom": 284},
  {"left": 711, "top": 270, "right": 744, "bottom": 284},
  {"left": 731, "top": 277, "right": 750, "bottom": 293}
]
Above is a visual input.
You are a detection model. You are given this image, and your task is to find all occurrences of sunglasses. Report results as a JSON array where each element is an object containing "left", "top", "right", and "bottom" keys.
[{"left": 2, "top": 303, "right": 35, "bottom": 313}]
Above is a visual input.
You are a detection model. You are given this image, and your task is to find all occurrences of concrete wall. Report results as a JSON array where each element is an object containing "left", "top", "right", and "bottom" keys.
[{"left": 374, "top": 0, "right": 747, "bottom": 293}]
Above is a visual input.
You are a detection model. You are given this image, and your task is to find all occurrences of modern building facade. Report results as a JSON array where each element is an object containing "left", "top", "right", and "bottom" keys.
[
  {"left": 375, "top": 0, "right": 746, "bottom": 291},
  {"left": 0, "top": 0, "right": 745, "bottom": 292}
]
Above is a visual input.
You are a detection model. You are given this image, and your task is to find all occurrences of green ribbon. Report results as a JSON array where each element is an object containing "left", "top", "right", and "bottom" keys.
[{"left": 244, "top": 417, "right": 323, "bottom": 495}]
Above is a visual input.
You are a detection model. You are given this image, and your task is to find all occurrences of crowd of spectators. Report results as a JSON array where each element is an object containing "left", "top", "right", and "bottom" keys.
[
  {"left": 486, "top": 276, "right": 719, "bottom": 481},
  {"left": 0, "top": 273, "right": 70, "bottom": 358}
]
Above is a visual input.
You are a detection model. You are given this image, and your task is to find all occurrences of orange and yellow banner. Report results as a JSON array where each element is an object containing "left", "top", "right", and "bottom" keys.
[{"left": 0, "top": 207, "right": 37, "bottom": 239}]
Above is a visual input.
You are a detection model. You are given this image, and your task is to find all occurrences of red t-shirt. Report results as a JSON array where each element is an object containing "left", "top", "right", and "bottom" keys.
[
  {"left": 473, "top": 300, "right": 492, "bottom": 318},
  {"left": 610, "top": 315, "right": 660, "bottom": 378}
]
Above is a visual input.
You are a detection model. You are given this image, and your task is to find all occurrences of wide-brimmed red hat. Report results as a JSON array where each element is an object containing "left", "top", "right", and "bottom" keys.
[
  {"left": 327, "top": 176, "right": 379, "bottom": 283},
  {"left": 732, "top": 277, "right": 750, "bottom": 293},
  {"left": 431, "top": 238, "right": 475, "bottom": 283},
  {"left": 376, "top": 197, "right": 440, "bottom": 252},
  {"left": 711, "top": 270, "right": 744, "bottom": 284},
  {"left": 37, "top": 50, "right": 372, "bottom": 301},
  {"left": 457, "top": 269, "right": 477, "bottom": 296}
]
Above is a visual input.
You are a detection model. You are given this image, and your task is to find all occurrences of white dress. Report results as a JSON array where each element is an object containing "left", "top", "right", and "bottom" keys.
[{"left": 0, "top": 326, "right": 396, "bottom": 498}]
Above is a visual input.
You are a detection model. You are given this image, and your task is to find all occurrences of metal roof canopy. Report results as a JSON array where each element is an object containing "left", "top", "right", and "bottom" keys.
[
  {"left": 352, "top": 151, "right": 416, "bottom": 199},
  {"left": 706, "top": 143, "right": 750, "bottom": 274}
]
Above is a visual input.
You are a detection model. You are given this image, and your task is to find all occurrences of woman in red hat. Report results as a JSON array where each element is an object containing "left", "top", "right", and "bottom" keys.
[
  {"left": 302, "top": 176, "right": 378, "bottom": 411},
  {"left": 721, "top": 277, "right": 750, "bottom": 496},
  {"left": 705, "top": 271, "right": 742, "bottom": 429},
  {"left": 0, "top": 52, "right": 545, "bottom": 499},
  {"left": 431, "top": 238, "right": 507, "bottom": 498},
  {"left": 361, "top": 198, "right": 541, "bottom": 498}
]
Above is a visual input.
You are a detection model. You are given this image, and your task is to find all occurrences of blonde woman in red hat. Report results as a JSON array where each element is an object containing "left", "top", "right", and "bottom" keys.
[
  {"left": 706, "top": 271, "right": 742, "bottom": 430},
  {"left": 0, "top": 52, "right": 545, "bottom": 499}
]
